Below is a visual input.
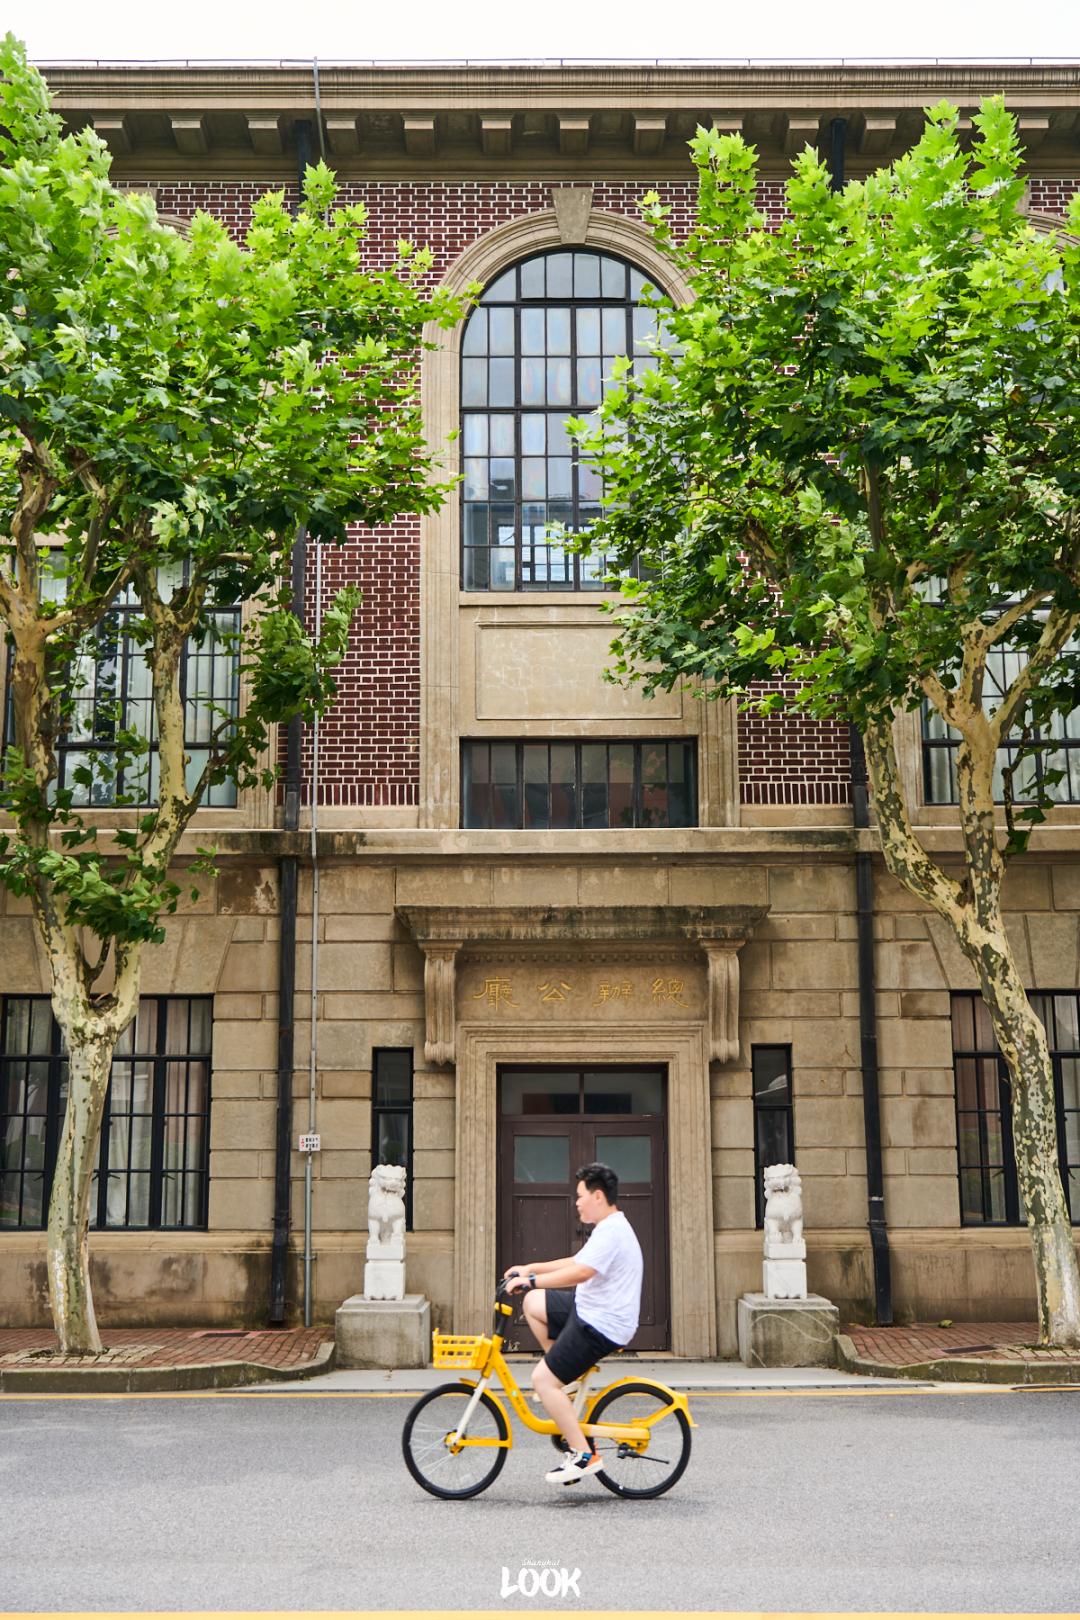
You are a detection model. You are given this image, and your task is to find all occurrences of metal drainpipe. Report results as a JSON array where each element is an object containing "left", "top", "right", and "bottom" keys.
[
  {"left": 828, "top": 114, "right": 893, "bottom": 1324},
  {"left": 303, "top": 540, "right": 323, "bottom": 1327},
  {"left": 269, "top": 116, "right": 315, "bottom": 1325}
]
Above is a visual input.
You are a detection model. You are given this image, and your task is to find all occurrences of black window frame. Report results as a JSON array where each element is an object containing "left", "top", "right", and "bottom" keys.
[
  {"left": 0, "top": 994, "right": 213, "bottom": 1231},
  {"left": 2, "top": 565, "right": 242, "bottom": 810},
  {"left": 460, "top": 738, "right": 698, "bottom": 830},
  {"left": 752, "top": 1044, "right": 795, "bottom": 1228},
  {"left": 951, "top": 990, "right": 1080, "bottom": 1226},
  {"left": 460, "top": 247, "right": 659, "bottom": 594},
  {"left": 371, "top": 1048, "right": 414, "bottom": 1231}
]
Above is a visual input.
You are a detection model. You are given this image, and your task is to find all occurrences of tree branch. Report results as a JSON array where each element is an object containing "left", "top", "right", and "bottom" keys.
[
  {"left": 990, "top": 602, "right": 1080, "bottom": 745},
  {"left": 863, "top": 714, "right": 966, "bottom": 924}
]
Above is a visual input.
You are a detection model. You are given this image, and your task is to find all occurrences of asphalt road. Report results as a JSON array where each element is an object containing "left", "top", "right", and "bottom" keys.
[{"left": 2, "top": 1387, "right": 1078, "bottom": 1613}]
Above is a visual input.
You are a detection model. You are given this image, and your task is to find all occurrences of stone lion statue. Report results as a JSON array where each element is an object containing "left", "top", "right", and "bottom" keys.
[
  {"left": 367, "top": 1163, "right": 407, "bottom": 1247},
  {"left": 762, "top": 1163, "right": 803, "bottom": 1248}
]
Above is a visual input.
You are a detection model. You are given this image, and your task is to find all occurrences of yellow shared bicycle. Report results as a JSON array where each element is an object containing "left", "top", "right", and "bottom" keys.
[{"left": 401, "top": 1286, "right": 695, "bottom": 1500}]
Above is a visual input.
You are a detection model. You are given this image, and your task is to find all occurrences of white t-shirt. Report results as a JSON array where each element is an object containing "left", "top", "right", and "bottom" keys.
[{"left": 574, "top": 1209, "right": 643, "bottom": 1345}]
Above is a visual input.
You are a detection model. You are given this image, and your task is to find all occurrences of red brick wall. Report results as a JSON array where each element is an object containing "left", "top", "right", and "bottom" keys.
[{"left": 148, "top": 172, "right": 1079, "bottom": 811}]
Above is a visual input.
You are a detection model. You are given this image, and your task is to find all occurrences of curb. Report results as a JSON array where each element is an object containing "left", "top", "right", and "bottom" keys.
[
  {"left": 0, "top": 1339, "right": 335, "bottom": 1394},
  {"left": 836, "top": 1332, "right": 1080, "bottom": 1386}
]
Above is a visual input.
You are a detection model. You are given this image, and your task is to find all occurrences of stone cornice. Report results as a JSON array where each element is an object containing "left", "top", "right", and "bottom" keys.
[
  {"left": 397, "top": 901, "right": 769, "bottom": 945},
  {"left": 34, "top": 60, "right": 1080, "bottom": 177}
]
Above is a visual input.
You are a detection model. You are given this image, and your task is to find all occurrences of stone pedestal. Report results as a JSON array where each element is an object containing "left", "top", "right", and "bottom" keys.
[
  {"left": 335, "top": 1294, "right": 431, "bottom": 1369},
  {"left": 762, "top": 1257, "right": 808, "bottom": 1299},
  {"left": 363, "top": 1258, "right": 406, "bottom": 1300},
  {"left": 737, "top": 1293, "right": 839, "bottom": 1368}
]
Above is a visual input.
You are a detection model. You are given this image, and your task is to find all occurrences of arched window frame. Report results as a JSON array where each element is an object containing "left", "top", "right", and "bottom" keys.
[{"left": 459, "top": 247, "right": 660, "bottom": 594}]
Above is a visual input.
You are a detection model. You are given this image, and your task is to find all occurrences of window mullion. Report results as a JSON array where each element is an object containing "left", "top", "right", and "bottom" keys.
[{"left": 149, "top": 997, "right": 168, "bottom": 1229}]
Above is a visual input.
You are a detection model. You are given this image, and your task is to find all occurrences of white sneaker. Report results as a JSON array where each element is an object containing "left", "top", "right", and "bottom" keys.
[{"left": 544, "top": 1447, "right": 604, "bottom": 1485}]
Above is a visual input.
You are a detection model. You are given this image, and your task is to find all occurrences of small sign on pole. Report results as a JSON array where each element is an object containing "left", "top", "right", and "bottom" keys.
[{"left": 298, "top": 1133, "right": 321, "bottom": 1153}]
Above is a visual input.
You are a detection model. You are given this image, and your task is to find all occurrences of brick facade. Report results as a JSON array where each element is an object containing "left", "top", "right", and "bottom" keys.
[{"left": 151, "top": 171, "right": 1079, "bottom": 812}]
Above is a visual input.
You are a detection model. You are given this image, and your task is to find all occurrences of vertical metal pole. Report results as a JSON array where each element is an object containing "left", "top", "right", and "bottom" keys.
[{"left": 303, "top": 540, "right": 323, "bottom": 1328}]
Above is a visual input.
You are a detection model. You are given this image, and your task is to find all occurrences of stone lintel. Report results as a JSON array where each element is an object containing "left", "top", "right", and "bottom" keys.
[
  {"left": 710, "top": 114, "right": 745, "bottom": 136},
  {"left": 1018, "top": 116, "right": 1051, "bottom": 151},
  {"left": 398, "top": 903, "right": 768, "bottom": 949}
]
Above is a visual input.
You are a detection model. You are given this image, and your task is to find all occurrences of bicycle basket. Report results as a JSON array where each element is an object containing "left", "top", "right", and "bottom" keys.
[{"left": 432, "top": 1332, "right": 490, "bottom": 1370}]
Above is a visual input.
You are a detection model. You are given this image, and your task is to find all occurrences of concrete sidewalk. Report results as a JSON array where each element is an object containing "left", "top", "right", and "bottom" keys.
[
  {"left": 840, "top": 1319, "right": 1080, "bottom": 1384},
  {"left": 243, "top": 1357, "right": 910, "bottom": 1393}
]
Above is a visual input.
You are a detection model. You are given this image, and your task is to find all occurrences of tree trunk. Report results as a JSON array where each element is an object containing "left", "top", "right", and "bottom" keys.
[
  {"left": 863, "top": 718, "right": 1080, "bottom": 1348},
  {"left": 45, "top": 1023, "right": 117, "bottom": 1355},
  {"left": 973, "top": 930, "right": 1080, "bottom": 1348}
]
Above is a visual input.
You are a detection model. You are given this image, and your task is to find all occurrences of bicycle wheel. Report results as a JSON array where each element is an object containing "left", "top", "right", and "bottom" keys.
[
  {"left": 402, "top": 1380, "right": 510, "bottom": 1499},
  {"left": 586, "top": 1380, "right": 692, "bottom": 1499}
]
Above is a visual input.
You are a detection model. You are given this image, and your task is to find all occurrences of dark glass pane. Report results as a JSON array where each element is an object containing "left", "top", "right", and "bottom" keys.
[
  {"left": 951, "top": 996, "right": 975, "bottom": 1051},
  {"left": 375, "top": 1050, "right": 412, "bottom": 1105},
  {"left": 462, "top": 549, "right": 490, "bottom": 590},
  {"left": 464, "top": 504, "right": 490, "bottom": 546},
  {"left": 755, "top": 1110, "right": 791, "bottom": 1170},
  {"left": 609, "top": 744, "right": 634, "bottom": 827},
  {"left": 376, "top": 1112, "right": 410, "bottom": 1166},
  {"left": 490, "top": 458, "right": 515, "bottom": 500},
  {"left": 1055, "top": 997, "right": 1080, "bottom": 1052},
  {"left": 595, "top": 1134, "right": 651, "bottom": 1183},
  {"left": 583, "top": 1070, "right": 662, "bottom": 1115},
  {"left": 501, "top": 1070, "right": 579, "bottom": 1114},
  {"left": 514, "top": 1134, "right": 570, "bottom": 1184},
  {"left": 752, "top": 1047, "right": 791, "bottom": 1106},
  {"left": 960, "top": 1166, "right": 985, "bottom": 1223},
  {"left": 549, "top": 743, "right": 577, "bottom": 829},
  {"left": 955, "top": 1058, "right": 980, "bottom": 1110}
]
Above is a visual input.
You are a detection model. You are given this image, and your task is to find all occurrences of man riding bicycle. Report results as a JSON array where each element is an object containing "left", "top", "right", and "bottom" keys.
[{"left": 504, "top": 1161, "right": 643, "bottom": 1486}]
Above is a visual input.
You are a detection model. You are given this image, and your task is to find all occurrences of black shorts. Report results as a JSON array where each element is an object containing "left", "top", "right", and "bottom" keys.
[{"left": 541, "top": 1287, "right": 621, "bottom": 1385}]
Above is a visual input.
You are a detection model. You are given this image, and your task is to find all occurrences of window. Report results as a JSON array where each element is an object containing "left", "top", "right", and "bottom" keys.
[
  {"left": 752, "top": 1046, "right": 795, "bottom": 1227},
  {"left": 3, "top": 565, "right": 241, "bottom": 808},
  {"left": 952, "top": 992, "right": 1080, "bottom": 1225},
  {"left": 0, "top": 996, "right": 212, "bottom": 1230},
  {"left": 461, "top": 249, "right": 661, "bottom": 592},
  {"left": 461, "top": 739, "right": 697, "bottom": 829},
  {"left": 922, "top": 644, "right": 1080, "bottom": 805},
  {"left": 372, "top": 1049, "right": 413, "bottom": 1229}
]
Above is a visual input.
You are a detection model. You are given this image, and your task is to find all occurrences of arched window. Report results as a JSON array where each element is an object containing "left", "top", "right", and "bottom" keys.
[{"left": 460, "top": 249, "right": 659, "bottom": 592}]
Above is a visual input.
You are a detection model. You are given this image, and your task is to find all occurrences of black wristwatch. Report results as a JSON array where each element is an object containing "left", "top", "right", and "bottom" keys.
[{"left": 528, "top": 1272, "right": 537, "bottom": 1290}]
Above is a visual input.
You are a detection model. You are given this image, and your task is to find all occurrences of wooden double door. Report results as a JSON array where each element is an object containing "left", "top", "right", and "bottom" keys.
[{"left": 496, "top": 1065, "right": 670, "bottom": 1351}]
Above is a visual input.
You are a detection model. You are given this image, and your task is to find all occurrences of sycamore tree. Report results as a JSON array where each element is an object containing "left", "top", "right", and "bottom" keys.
[
  {"left": 574, "top": 100, "right": 1080, "bottom": 1345},
  {"left": 0, "top": 36, "right": 466, "bottom": 1351}
]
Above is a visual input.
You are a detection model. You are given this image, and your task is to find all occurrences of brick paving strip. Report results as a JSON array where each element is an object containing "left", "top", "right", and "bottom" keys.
[
  {"left": 841, "top": 1320, "right": 1080, "bottom": 1384},
  {"left": 0, "top": 1327, "right": 334, "bottom": 1392}
]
